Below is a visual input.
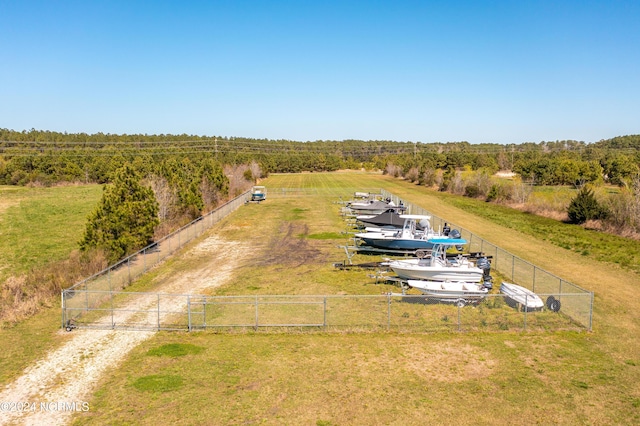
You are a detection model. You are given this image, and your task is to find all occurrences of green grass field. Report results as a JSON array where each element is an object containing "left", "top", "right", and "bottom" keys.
[
  {"left": 0, "top": 184, "right": 103, "bottom": 281},
  {"left": 2, "top": 173, "right": 639, "bottom": 425}
]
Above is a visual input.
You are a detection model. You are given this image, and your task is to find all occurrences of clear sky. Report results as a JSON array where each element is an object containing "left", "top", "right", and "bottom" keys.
[{"left": 1, "top": 0, "right": 638, "bottom": 144}]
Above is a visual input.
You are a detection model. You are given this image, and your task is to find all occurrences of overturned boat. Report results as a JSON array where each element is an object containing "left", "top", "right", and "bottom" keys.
[{"left": 500, "top": 282, "right": 545, "bottom": 311}]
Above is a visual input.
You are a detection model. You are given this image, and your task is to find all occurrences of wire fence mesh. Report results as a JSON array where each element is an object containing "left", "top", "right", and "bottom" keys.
[{"left": 62, "top": 292, "right": 588, "bottom": 333}]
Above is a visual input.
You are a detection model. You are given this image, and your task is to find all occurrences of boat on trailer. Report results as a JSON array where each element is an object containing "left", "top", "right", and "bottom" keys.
[
  {"left": 388, "top": 238, "right": 490, "bottom": 283},
  {"left": 354, "top": 215, "right": 442, "bottom": 252},
  {"left": 407, "top": 279, "right": 489, "bottom": 306}
]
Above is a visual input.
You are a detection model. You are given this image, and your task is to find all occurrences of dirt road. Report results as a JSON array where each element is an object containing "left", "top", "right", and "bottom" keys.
[{"left": 0, "top": 235, "right": 249, "bottom": 426}]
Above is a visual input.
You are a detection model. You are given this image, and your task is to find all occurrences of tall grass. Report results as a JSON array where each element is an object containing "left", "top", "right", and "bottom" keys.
[{"left": 0, "top": 184, "right": 104, "bottom": 326}]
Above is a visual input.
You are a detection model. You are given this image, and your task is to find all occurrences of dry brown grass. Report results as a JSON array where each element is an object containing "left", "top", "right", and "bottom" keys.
[{"left": 0, "top": 250, "right": 108, "bottom": 327}]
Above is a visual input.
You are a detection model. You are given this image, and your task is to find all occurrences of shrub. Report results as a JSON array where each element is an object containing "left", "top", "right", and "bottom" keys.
[
  {"left": 567, "top": 187, "right": 608, "bottom": 224},
  {"left": 464, "top": 184, "right": 480, "bottom": 198}
]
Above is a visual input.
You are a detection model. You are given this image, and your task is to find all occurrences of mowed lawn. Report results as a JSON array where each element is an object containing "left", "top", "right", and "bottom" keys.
[
  {"left": 1, "top": 173, "right": 638, "bottom": 425},
  {"left": 70, "top": 172, "right": 639, "bottom": 425}
]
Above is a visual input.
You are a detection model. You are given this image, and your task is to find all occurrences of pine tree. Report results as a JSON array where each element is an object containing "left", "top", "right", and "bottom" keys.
[
  {"left": 567, "top": 186, "right": 607, "bottom": 224},
  {"left": 80, "top": 164, "right": 159, "bottom": 263}
]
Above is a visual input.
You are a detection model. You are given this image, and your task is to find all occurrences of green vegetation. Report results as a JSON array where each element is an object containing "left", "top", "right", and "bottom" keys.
[
  {"left": 146, "top": 343, "right": 205, "bottom": 357},
  {"left": 0, "top": 184, "right": 102, "bottom": 280},
  {"left": 567, "top": 186, "right": 608, "bottom": 224},
  {"left": 2, "top": 129, "right": 639, "bottom": 189},
  {"left": 80, "top": 164, "right": 159, "bottom": 263},
  {"left": 132, "top": 374, "right": 184, "bottom": 393},
  {"left": 2, "top": 172, "right": 640, "bottom": 425}
]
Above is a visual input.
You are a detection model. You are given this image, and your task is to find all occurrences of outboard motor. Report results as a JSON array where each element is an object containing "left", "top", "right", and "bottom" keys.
[
  {"left": 418, "top": 218, "right": 431, "bottom": 232},
  {"left": 448, "top": 229, "right": 463, "bottom": 251},
  {"left": 476, "top": 257, "right": 493, "bottom": 289}
]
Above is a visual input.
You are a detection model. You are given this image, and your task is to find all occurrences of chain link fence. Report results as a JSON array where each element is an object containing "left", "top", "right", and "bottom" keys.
[
  {"left": 62, "top": 292, "right": 588, "bottom": 333},
  {"left": 62, "top": 187, "right": 593, "bottom": 332},
  {"left": 380, "top": 189, "right": 594, "bottom": 330},
  {"left": 62, "top": 191, "right": 250, "bottom": 329}
]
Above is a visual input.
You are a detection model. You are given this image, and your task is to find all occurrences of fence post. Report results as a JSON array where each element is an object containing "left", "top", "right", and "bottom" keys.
[
  {"left": 589, "top": 292, "right": 594, "bottom": 331},
  {"left": 84, "top": 282, "right": 89, "bottom": 313},
  {"left": 523, "top": 295, "right": 528, "bottom": 331},
  {"left": 387, "top": 294, "right": 391, "bottom": 331},
  {"left": 188, "top": 295, "right": 192, "bottom": 332},
  {"left": 324, "top": 297, "right": 327, "bottom": 330},
  {"left": 61, "top": 291, "right": 65, "bottom": 330},
  {"left": 111, "top": 291, "right": 114, "bottom": 329},
  {"left": 203, "top": 297, "right": 207, "bottom": 328},
  {"left": 457, "top": 303, "right": 461, "bottom": 332},
  {"left": 157, "top": 293, "right": 160, "bottom": 331},
  {"left": 255, "top": 296, "right": 259, "bottom": 330}
]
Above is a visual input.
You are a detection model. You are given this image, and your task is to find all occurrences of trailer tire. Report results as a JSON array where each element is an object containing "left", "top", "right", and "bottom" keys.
[{"left": 546, "top": 296, "right": 556, "bottom": 309}]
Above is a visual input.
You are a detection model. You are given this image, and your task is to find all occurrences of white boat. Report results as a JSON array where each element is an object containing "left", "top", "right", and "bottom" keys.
[
  {"left": 348, "top": 199, "right": 405, "bottom": 215},
  {"left": 407, "top": 279, "right": 488, "bottom": 306},
  {"left": 354, "top": 215, "right": 442, "bottom": 252},
  {"left": 388, "top": 239, "right": 488, "bottom": 282},
  {"left": 500, "top": 282, "right": 544, "bottom": 311}
]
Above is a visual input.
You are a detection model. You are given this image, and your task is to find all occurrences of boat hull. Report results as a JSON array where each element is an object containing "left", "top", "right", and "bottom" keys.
[
  {"left": 407, "top": 279, "right": 488, "bottom": 303},
  {"left": 389, "top": 259, "right": 484, "bottom": 282},
  {"left": 356, "top": 235, "right": 434, "bottom": 251},
  {"left": 500, "top": 282, "right": 544, "bottom": 310}
]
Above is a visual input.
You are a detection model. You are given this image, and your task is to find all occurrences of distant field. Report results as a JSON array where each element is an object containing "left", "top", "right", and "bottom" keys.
[{"left": 0, "top": 184, "right": 102, "bottom": 281}]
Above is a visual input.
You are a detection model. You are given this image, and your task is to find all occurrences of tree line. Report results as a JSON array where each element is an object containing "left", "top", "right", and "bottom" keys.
[
  {"left": 3, "top": 129, "right": 638, "bottom": 187},
  {"left": 1, "top": 128, "right": 639, "bottom": 262}
]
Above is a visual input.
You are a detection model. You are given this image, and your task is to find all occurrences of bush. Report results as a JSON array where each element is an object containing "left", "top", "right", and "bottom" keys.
[
  {"left": 464, "top": 184, "right": 480, "bottom": 198},
  {"left": 567, "top": 187, "right": 608, "bottom": 224}
]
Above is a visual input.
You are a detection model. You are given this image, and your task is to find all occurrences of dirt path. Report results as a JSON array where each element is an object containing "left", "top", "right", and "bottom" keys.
[{"left": 0, "top": 235, "right": 249, "bottom": 426}]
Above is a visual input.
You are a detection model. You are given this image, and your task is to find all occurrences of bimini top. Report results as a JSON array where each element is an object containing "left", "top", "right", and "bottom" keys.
[
  {"left": 398, "top": 214, "right": 431, "bottom": 220},
  {"left": 427, "top": 238, "right": 467, "bottom": 245}
]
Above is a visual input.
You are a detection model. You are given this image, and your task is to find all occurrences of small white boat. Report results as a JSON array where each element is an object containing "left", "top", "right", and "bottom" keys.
[
  {"left": 500, "top": 282, "right": 544, "bottom": 311},
  {"left": 407, "top": 279, "right": 489, "bottom": 306}
]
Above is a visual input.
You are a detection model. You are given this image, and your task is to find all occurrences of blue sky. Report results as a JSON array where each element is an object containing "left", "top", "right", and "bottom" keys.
[{"left": 1, "top": 0, "right": 638, "bottom": 144}]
